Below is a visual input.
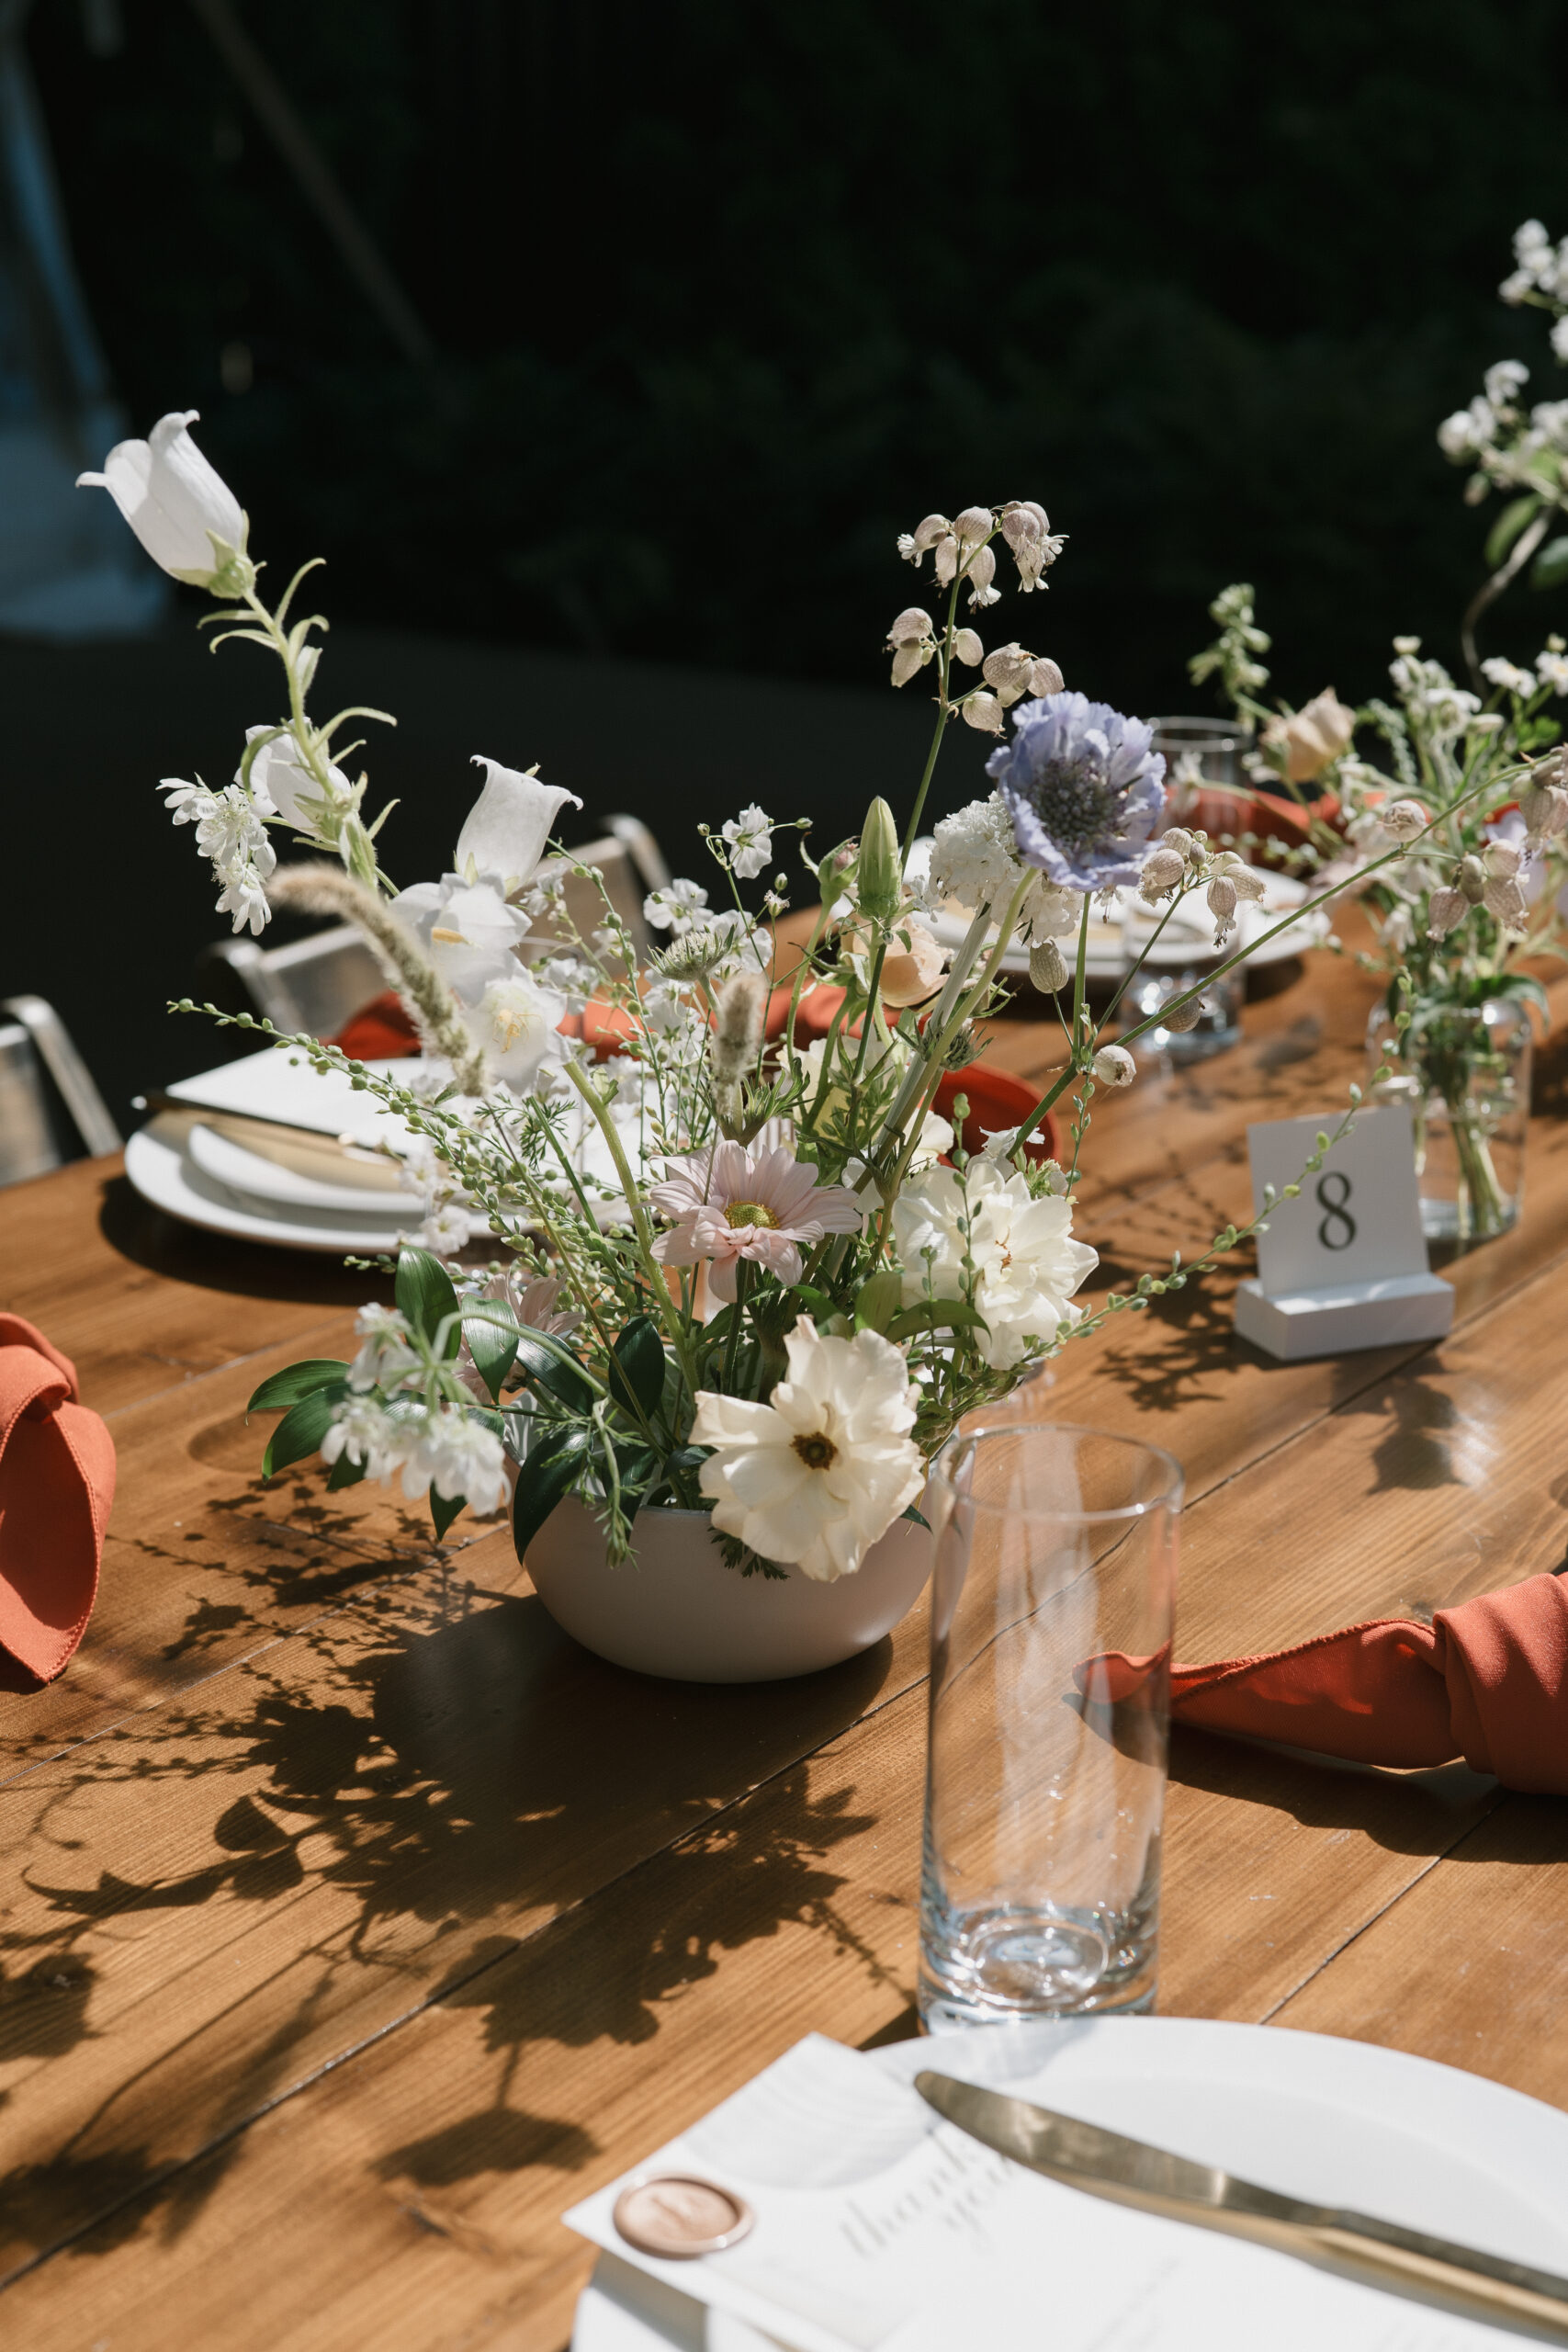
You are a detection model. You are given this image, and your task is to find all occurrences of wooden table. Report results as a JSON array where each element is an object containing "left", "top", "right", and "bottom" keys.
[{"left": 4, "top": 932, "right": 1568, "bottom": 2350}]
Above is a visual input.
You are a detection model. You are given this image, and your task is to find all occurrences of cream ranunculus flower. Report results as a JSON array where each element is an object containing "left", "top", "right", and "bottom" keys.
[
  {"left": 692, "top": 1317, "right": 924, "bottom": 1581},
  {"left": 1261, "top": 690, "right": 1356, "bottom": 786},
  {"left": 892, "top": 1159, "right": 1099, "bottom": 1370},
  {"left": 77, "top": 410, "right": 249, "bottom": 590}
]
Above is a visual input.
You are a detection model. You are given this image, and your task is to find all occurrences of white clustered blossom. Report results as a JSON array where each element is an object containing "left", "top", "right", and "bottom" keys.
[
  {"left": 1482, "top": 656, "right": 1538, "bottom": 697},
  {"left": 692, "top": 1317, "right": 925, "bottom": 1581},
  {"left": 1389, "top": 650, "right": 1482, "bottom": 738},
  {"left": 419, "top": 1199, "right": 473, "bottom": 1255},
  {"left": 161, "top": 775, "right": 276, "bottom": 934},
  {"left": 1500, "top": 219, "right": 1568, "bottom": 305},
  {"left": 1437, "top": 398, "right": 1499, "bottom": 461},
  {"left": 323, "top": 1396, "right": 507, "bottom": 1516},
  {"left": 644, "top": 877, "right": 709, "bottom": 931},
  {"left": 1536, "top": 648, "right": 1568, "bottom": 696},
  {"left": 891, "top": 1160, "right": 1098, "bottom": 1370},
  {"left": 347, "top": 1302, "right": 422, "bottom": 1391},
  {"left": 534, "top": 953, "right": 597, "bottom": 1012},
  {"left": 925, "top": 793, "right": 1078, "bottom": 941},
  {"left": 721, "top": 804, "right": 774, "bottom": 878}
]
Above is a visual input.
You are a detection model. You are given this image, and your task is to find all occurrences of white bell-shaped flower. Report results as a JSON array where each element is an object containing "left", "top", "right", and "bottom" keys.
[
  {"left": 77, "top": 411, "right": 248, "bottom": 589},
  {"left": 455, "top": 755, "right": 581, "bottom": 893}
]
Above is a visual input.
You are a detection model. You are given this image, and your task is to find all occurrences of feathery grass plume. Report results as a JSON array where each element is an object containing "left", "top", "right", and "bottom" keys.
[{"left": 267, "top": 864, "right": 488, "bottom": 1093}]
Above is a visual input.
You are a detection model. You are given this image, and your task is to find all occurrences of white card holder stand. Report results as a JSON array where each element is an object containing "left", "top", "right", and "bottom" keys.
[{"left": 1233, "top": 1103, "right": 1454, "bottom": 1362}]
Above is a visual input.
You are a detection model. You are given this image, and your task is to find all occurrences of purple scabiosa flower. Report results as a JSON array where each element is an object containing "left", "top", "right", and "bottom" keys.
[{"left": 986, "top": 691, "right": 1166, "bottom": 892}]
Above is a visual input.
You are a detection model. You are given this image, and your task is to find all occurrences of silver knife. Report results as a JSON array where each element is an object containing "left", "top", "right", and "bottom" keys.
[{"left": 915, "top": 2069, "right": 1568, "bottom": 2342}]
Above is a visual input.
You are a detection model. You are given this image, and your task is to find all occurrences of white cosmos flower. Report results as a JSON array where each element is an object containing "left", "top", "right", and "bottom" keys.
[
  {"left": 721, "top": 804, "right": 774, "bottom": 879},
  {"left": 455, "top": 755, "right": 581, "bottom": 893},
  {"left": 692, "top": 1317, "right": 923, "bottom": 1581},
  {"left": 892, "top": 1159, "right": 1099, "bottom": 1370},
  {"left": 76, "top": 409, "right": 249, "bottom": 589}
]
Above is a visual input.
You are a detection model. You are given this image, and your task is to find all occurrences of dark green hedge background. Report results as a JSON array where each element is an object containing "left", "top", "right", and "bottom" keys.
[{"left": 33, "top": 0, "right": 1568, "bottom": 713}]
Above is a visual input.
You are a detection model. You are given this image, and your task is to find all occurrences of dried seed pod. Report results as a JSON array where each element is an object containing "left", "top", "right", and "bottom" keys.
[{"left": 1030, "top": 938, "right": 1068, "bottom": 994}]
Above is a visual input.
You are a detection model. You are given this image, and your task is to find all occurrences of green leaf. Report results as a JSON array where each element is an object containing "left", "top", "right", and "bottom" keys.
[
  {"left": 324, "top": 1451, "right": 367, "bottom": 1492},
  {"left": 514, "top": 1329, "right": 598, "bottom": 1414},
  {"left": 853, "top": 1269, "right": 903, "bottom": 1333},
  {"left": 248, "top": 1359, "right": 349, "bottom": 1413},
  {"left": 607, "top": 1316, "right": 666, "bottom": 1420},
  {"left": 1530, "top": 535, "right": 1568, "bottom": 592},
  {"left": 461, "top": 1307, "right": 520, "bottom": 1404},
  {"left": 902, "top": 1501, "right": 931, "bottom": 1528},
  {"left": 1486, "top": 493, "right": 1542, "bottom": 571},
  {"left": 262, "top": 1384, "right": 345, "bottom": 1478},
  {"left": 790, "top": 1286, "right": 840, "bottom": 1322},
  {"left": 429, "top": 1487, "right": 467, "bottom": 1541},
  {"left": 885, "top": 1296, "right": 991, "bottom": 1342},
  {"left": 395, "top": 1247, "right": 461, "bottom": 1355},
  {"left": 512, "top": 1426, "right": 591, "bottom": 1558}
]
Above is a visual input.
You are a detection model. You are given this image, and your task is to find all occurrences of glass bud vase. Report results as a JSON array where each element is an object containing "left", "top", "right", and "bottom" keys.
[{"left": 1365, "top": 997, "right": 1531, "bottom": 1246}]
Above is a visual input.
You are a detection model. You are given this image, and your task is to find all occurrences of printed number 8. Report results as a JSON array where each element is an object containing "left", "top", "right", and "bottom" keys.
[{"left": 1315, "top": 1170, "right": 1357, "bottom": 1250}]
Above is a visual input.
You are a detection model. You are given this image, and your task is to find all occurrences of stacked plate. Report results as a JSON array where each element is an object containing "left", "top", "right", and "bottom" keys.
[
  {"left": 124, "top": 1046, "right": 480, "bottom": 1255},
  {"left": 908, "top": 839, "right": 1330, "bottom": 978}
]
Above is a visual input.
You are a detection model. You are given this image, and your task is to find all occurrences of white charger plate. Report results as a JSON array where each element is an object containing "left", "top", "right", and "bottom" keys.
[
  {"left": 125, "top": 1116, "right": 489, "bottom": 1255},
  {"left": 571, "top": 2016, "right": 1568, "bottom": 2349},
  {"left": 184, "top": 1120, "right": 414, "bottom": 1217},
  {"left": 908, "top": 840, "right": 1329, "bottom": 979}
]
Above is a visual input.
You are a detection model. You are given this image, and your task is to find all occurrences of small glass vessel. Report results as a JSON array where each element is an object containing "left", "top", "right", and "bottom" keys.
[{"left": 1365, "top": 996, "right": 1532, "bottom": 1246}]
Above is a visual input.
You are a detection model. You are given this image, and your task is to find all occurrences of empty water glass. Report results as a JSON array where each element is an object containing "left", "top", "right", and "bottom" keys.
[{"left": 919, "top": 1424, "right": 1181, "bottom": 2029}]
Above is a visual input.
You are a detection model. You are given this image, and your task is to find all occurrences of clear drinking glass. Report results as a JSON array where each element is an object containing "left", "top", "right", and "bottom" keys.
[
  {"left": 919, "top": 1425, "right": 1182, "bottom": 2030},
  {"left": 1118, "top": 905, "right": 1244, "bottom": 1064}
]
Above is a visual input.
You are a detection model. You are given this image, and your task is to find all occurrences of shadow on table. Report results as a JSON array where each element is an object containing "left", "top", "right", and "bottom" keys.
[
  {"left": 1, "top": 1578, "right": 897, "bottom": 2256},
  {"left": 96, "top": 1170, "right": 392, "bottom": 1307},
  {"left": 1168, "top": 1721, "right": 1502, "bottom": 1851}
]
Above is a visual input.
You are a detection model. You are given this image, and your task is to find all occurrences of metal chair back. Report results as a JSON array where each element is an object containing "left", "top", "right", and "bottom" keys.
[
  {"left": 0, "top": 996, "right": 122, "bottom": 1189},
  {"left": 199, "top": 817, "right": 671, "bottom": 1039}
]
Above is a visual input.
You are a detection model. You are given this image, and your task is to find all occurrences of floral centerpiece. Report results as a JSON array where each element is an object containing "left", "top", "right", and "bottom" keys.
[
  {"left": 81, "top": 417, "right": 1481, "bottom": 1659},
  {"left": 1180, "top": 224, "right": 1568, "bottom": 1245}
]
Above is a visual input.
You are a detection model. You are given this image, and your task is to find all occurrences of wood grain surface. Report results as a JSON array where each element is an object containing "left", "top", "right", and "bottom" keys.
[{"left": 3, "top": 925, "right": 1566, "bottom": 2351}]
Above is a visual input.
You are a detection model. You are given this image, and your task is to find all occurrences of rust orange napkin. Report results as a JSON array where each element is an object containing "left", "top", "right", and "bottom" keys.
[
  {"left": 1095, "top": 1575, "right": 1568, "bottom": 1794},
  {"left": 0, "top": 1314, "right": 115, "bottom": 1691}
]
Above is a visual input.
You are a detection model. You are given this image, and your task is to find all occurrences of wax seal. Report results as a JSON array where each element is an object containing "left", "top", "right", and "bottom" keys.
[{"left": 612, "top": 2174, "right": 755, "bottom": 2259}]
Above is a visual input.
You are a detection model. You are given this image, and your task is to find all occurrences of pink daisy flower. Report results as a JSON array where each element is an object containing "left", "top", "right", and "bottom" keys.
[{"left": 649, "top": 1141, "right": 863, "bottom": 1300}]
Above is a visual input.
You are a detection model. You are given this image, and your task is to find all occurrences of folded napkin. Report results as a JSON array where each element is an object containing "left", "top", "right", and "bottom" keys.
[
  {"left": 0, "top": 1315, "right": 116, "bottom": 1691},
  {"left": 1094, "top": 1574, "right": 1568, "bottom": 1794}
]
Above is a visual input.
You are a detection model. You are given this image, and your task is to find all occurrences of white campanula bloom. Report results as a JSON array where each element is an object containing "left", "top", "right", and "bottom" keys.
[
  {"left": 721, "top": 803, "right": 774, "bottom": 879},
  {"left": 456, "top": 756, "right": 581, "bottom": 893},
  {"left": 160, "top": 775, "right": 276, "bottom": 935},
  {"left": 77, "top": 409, "right": 249, "bottom": 590},
  {"left": 392, "top": 873, "right": 532, "bottom": 1000},
  {"left": 243, "top": 726, "right": 350, "bottom": 832},
  {"left": 644, "top": 876, "right": 709, "bottom": 932},
  {"left": 692, "top": 1317, "right": 924, "bottom": 1581},
  {"left": 892, "top": 1159, "right": 1098, "bottom": 1370},
  {"left": 472, "top": 970, "right": 569, "bottom": 1091}
]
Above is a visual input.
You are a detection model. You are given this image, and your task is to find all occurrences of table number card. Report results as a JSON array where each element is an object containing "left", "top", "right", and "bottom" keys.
[{"left": 1234, "top": 1103, "right": 1454, "bottom": 1361}]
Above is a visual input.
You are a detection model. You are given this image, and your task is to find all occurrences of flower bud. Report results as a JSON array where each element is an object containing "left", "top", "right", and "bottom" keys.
[
  {"left": 1483, "top": 876, "right": 1529, "bottom": 931},
  {"left": 1427, "top": 886, "right": 1468, "bottom": 938},
  {"left": 1163, "top": 992, "right": 1206, "bottom": 1035},
  {"left": 1029, "top": 938, "right": 1068, "bottom": 994},
  {"left": 999, "top": 499, "right": 1048, "bottom": 551},
  {"left": 1229, "top": 865, "right": 1268, "bottom": 902},
  {"left": 1458, "top": 854, "right": 1487, "bottom": 904},
  {"left": 1137, "top": 845, "right": 1187, "bottom": 900},
  {"left": 960, "top": 689, "right": 1004, "bottom": 733},
  {"left": 953, "top": 504, "right": 993, "bottom": 548},
  {"left": 897, "top": 514, "right": 950, "bottom": 562},
  {"left": 952, "top": 627, "right": 985, "bottom": 667},
  {"left": 964, "top": 543, "right": 999, "bottom": 606},
  {"left": 1159, "top": 828, "right": 1195, "bottom": 863},
  {"left": 1382, "top": 798, "right": 1427, "bottom": 842},
  {"left": 887, "top": 605, "right": 933, "bottom": 643},
  {"left": 1207, "top": 875, "right": 1238, "bottom": 924},
  {"left": 1092, "top": 1045, "right": 1135, "bottom": 1088},
  {"left": 1484, "top": 839, "right": 1524, "bottom": 880},
  {"left": 889, "top": 639, "right": 933, "bottom": 687},
  {"left": 1028, "top": 655, "right": 1065, "bottom": 695},
  {"left": 1522, "top": 781, "right": 1568, "bottom": 839},
  {"left": 857, "top": 797, "right": 903, "bottom": 922},
  {"left": 982, "top": 641, "right": 1033, "bottom": 695}
]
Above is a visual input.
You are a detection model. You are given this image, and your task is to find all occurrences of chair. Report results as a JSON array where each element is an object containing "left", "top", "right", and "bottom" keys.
[
  {"left": 0, "top": 996, "right": 122, "bottom": 1188},
  {"left": 199, "top": 816, "right": 672, "bottom": 1041}
]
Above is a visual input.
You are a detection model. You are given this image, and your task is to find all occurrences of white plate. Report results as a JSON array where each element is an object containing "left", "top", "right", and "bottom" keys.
[
  {"left": 571, "top": 2017, "right": 1568, "bottom": 2349},
  {"left": 125, "top": 1117, "right": 485, "bottom": 1255},
  {"left": 185, "top": 1121, "right": 414, "bottom": 1218},
  {"left": 908, "top": 841, "right": 1330, "bottom": 979}
]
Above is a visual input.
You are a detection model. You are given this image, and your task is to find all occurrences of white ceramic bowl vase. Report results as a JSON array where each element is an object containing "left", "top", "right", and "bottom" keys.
[{"left": 523, "top": 1497, "right": 933, "bottom": 1682}]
